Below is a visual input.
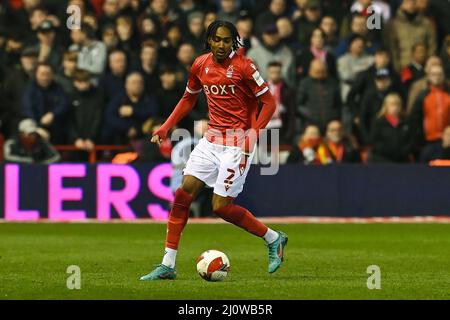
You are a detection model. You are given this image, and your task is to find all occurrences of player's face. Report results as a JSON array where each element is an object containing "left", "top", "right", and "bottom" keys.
[{"left": 209, "top": 26, "right": 233, "bottom": 63}]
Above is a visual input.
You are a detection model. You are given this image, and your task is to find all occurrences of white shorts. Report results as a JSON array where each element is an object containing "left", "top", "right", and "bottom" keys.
[{"left": 183, "top": 137, "right": 256, "bottom": 198}]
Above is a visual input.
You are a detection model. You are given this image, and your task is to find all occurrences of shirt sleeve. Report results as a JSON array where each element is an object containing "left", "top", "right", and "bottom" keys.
[
  {"left": 242, "top": 59, "right": 269, "bottom": 98},
  {"left": 186, "top": 58, "right": 203, "bottom": 94}
]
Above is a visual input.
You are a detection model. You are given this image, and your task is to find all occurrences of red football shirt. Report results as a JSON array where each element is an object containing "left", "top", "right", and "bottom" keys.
[{"left": 186, "top": 51, "right": 269, "bottom": 145}]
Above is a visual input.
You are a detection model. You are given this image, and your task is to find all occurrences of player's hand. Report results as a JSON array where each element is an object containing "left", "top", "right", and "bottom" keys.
[
  {"left": 151, "top": 126, "right": 168, "bottom": 145},
  {"left": 151, "top": 134, "right": 163, "bottom": 146}
]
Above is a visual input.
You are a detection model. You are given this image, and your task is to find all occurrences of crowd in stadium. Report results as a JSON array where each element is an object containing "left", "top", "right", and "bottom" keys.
[{"left": 0, "top": 0, "right": 449, "bottom": 165}]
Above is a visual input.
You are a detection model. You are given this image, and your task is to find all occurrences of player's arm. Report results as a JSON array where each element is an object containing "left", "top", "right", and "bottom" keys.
[
  {"left": 241, "top": 62, "right": 276, "bottom": 154},
  {"left": 152, "top": 61, "right": 202, "bottom": 145},
  {"left": 242, "top": 89, "right": 276, "bottom": 155},
  {"left": 151, "top": 90, "right": 200, "bottom": 144}
]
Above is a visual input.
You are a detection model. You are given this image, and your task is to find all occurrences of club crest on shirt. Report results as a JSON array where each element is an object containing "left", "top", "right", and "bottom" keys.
[
  {"left": 226, "top": 65, "right": 234, "bottom": 78},
  {"left": 205, "top": 67, "right": 209, "bottom": 74}
]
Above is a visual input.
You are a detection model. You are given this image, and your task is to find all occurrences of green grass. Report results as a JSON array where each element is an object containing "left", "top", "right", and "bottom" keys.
[{"left": 1, "top": 223, "right": 450, "bottom": 299}]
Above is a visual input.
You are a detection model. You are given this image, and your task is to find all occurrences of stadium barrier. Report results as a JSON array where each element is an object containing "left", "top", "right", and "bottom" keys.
[{"left": 1, "top": 163, "right": 450, "bottom": 221}]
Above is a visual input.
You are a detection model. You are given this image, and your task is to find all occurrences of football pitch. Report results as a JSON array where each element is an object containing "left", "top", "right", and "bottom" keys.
[{"left": 1, "top": 222, "right": 450, "bottom": 300}]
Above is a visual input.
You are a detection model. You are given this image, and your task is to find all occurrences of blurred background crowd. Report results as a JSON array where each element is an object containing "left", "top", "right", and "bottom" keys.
[{"left": 0, "top": 0, "right": 449, "bottom": 165}]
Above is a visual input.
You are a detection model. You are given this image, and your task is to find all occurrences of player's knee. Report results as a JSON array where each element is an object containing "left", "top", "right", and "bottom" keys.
[
  {"left": 212, "top": 199, "right": 231, "bottom": 213},
  {"left": 181, "top": 177, "right": 203, "bottom": 198}
]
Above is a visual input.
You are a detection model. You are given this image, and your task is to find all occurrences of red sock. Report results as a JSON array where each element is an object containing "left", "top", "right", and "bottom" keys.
[
  {"left": 214, "top": 204, "right": 268, "bottom": 237},
  {"left": 165, "top": 188, "right": 193, "bottom": 250}
]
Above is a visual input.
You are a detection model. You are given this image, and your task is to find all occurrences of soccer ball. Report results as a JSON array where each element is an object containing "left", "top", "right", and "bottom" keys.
[{"left": 196, "top": 250, "right": 230, "bottom": 282}]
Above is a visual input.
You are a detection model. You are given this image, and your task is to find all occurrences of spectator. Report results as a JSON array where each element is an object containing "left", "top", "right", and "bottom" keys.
[
  {"left": 83, "top": 11, "right": 99, "bottom": 33},
  {"left": 340, "top": 0, "right": 391, "bottom": 38},
  {"left": 346, "top": 47, "right": 401, "bottom": 121},
  {"left": 103, "top": 72, "right": 159, "bottom": 144},
  {"left": 159, "top": 23, "right": 183, "bottom": 66},
  {"left": 296, "top": 28, "right": 337, "bottom": 81},
  {"left": 266, "top": 61, "right": 295, "bottom": 144},
  {"left": 406, "top": 55, "right": 442, "bottom": 114},
  {"left": 320, "top": 15, "right": 339, "bottom": 52},
  {"left": 54, "top": 50, "right": 78, "bottom": 97},
  {"left": 99, "top": 49, "right": 128, "bottom": 104},
  {"left": 420, "top": 126, "right": 450, "bottom": 163},
  {"left": 317, "top": 119, "right": 361, "bottom": 164},
  {"left": 68, "top": 69, "right": 103, "bottom": 153},
  {"left": 69, "top": 23, "right": 108, "bottom": 78},
  {"left": 291, "top": 0, "right": 308, "bottom": 21},
  {"left": 286, "top": 123, "right": 322, "bottom": 164},
  {"left": 136, "top": 14, "right": 161, "bottom": 43},
  {"left": 276, "top": 17, "right": 298, "bottom": 52},
  {"left": 145, "top": 0, "right": 182, "bottom": 33},
  {"left": 217, "top": 0, "right": 241, "bottom": 26},
  {"left": 360, "top": 68, "right": 397, "bottom": 145},
  {"left": 368, "top": 93, "right": 413, "bottom": 163},
  {"left": 337, "top": 34, "right": 374, "bottom": 104},
  {"left": 2, "top": 46, "right": 39, "bottom": 136},
  {"left": 175, "top": 42, "right": 197, "bottom": 85},
  {"left": 254, "top": 0, "right": 286, "bottom": 37},
  {"left": 8, "top": 0, "right": 40, "bottom": 36},
  {"left": 22, "top": 62, "right": 69, "bottom": 144},
  {"left": 101, "top": 24, "right": 119, "bottom": 52},
  {"left": 204, "top": 10, "right": 218, "bottom": 30},
  {"left": 99, "top": 0, "right": 120, "bottom": 31},
  {"left": 334, "top": 14, "right": 380, "bottom": 58},
  {"left": 293, "top": 0, "right": 322, "bottom": 48},
  {"left": 177, "top": 0, "right": 202, "bottom": 18},
  {"left": 156, "top": 66, "right": 184, "bottom": 123},
  {"left": 400, "top": 42, "right": 427, "bottom": 93},
  {"left": 3, "top": 118, "right": 60, "bottom": 164},
  {"left": 247, "top": 24, "right": 295, "bottom": 86},
  {"left": 26, "top": 5, "right": 48, "bottom": 44},
  {"left": 410, "top": 65, "right": 450, "bottom": 152},
  {"left": 185, "top": 11, "right": 205, "bottom": 55},
  {"left": 296, "top": 59, "right": 342, "bottom": 133},
  {"left": 385, "top": 0, "right": 437, "bottom": 72},
  {"left": 31, "top": 19, "right": 62, "bottom": 72},
  {"left": 236, "top": 13, "right": 256, "bottom": 54},
  {"left": 115, "top": 15, "right": 139, "bottom": 62},
  {"left": 3, "top": 28, "right": 27, "bottom": 68},
  {"left": 133, "top": 41, "right": 161, "bottom": 95}
]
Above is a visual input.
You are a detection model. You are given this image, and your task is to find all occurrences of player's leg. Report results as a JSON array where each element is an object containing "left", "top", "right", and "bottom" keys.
[
  {"left": 211, "top": 147, "right": 288, "bottom": 273},
  {"left": 211, "top": 194, "right": 271, "bottom": 238},
  {"left": 140, "top": 175, "right": 204, "bottom": 281},
  {"left": 162, "top": 175, "right": 205, "bottom": 266},
  {"left": 141, "top": 137, "right": 218, "bottom": 280},
  {"left": 211, "top": 194, "right": 288, "bottom": 273}
]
